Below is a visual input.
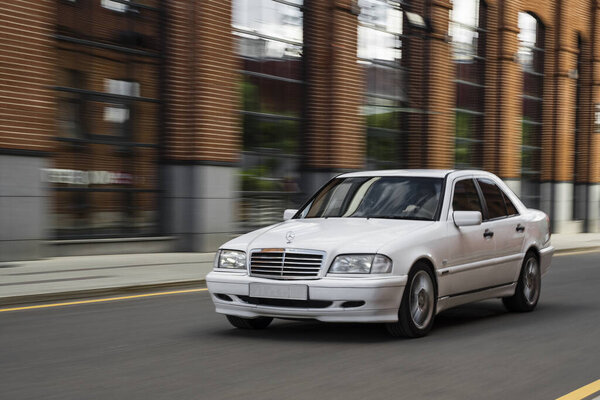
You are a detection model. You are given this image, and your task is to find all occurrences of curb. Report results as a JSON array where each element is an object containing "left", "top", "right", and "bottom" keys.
[
  {"left": 554, "top": 246, "right": 600, "bottom": 255},
  {"left": 0, "top": 280, "right": 207, "bottom": 307}
]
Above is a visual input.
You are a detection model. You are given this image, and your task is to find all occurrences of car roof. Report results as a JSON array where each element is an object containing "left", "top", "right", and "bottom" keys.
[
  {"left": 338, "top": 169, "right": 452, "bottom": 178},
  {"left": 337, "top": 169, "right": 499, "bottom": 179}
]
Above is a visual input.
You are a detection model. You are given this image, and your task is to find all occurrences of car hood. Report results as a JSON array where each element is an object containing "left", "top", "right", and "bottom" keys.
[{"left": 224, "top": 218, "right": 435, "bottom": 255}]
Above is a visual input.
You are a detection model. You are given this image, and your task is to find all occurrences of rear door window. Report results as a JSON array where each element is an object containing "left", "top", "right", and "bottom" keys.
[
  {"left": 501, "top": 191, "right": 519, "bottom": 216},
  {"left": 476, "top": 178, "right": 508, "bottom": 220}
]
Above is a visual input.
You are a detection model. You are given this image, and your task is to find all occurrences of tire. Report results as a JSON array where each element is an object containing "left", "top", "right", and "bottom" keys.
[
  {"left": 502, "top": 251, "right": 541, "bottom": 312},
  {"left": 386, "top": 262, "right": 436, "bottom": 338},
  {"left": 226, "top": 315, "right": 273, "bottom": 329}
]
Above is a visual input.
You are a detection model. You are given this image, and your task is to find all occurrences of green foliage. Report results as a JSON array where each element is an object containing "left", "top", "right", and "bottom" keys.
[{"left": 240, "top": 165, "right": 281, "bottom": 192}]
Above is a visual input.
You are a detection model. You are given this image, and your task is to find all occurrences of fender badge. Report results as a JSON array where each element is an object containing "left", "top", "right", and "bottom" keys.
[{"left": 286, "top": 231, "right": 295, "bottom": 244}]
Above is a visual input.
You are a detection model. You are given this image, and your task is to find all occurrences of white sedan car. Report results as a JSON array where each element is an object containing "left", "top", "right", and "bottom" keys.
[{"left": 206, "top": 170, "right": 554, "bottom": 337}]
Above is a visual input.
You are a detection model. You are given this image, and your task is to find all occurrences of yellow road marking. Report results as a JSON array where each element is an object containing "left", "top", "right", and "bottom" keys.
[
  {"left": 0, "top": 288, "right": 209, "bottom": 313},
  {"left": 556, "top": 379, "right": 600, "bottom": 400},
  {"left": 556, "top": 249, "right": 600, "bottom": 257}
]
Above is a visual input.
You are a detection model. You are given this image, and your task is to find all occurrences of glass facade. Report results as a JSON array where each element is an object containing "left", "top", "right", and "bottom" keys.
[
  {"left": 518, "top": 12, "right": 544, "bottom": 208},
  {"left": 51, "top": 0, "right": 161, "bottom": 238},
  {"left": 233, "top": 0, "right": 304, "bottom": 230},
  {"left": 358, "top": 0, "right": 407, "bottom": 169},
  {"left": 450, "top": 0, "right": 486, "bottom": 168}
]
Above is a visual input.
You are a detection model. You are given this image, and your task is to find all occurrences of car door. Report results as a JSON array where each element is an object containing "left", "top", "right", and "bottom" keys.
[
  {"left": 476, "top": 178, "right": 526, "bottom": 285},
  {"left": 441, "top": 177, "right": 496, "bottom": 296}
]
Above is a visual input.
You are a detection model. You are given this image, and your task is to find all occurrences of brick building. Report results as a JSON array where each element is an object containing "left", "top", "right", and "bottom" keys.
[{"left": 1, "top": 0, "right": 599, "bottom": 261}]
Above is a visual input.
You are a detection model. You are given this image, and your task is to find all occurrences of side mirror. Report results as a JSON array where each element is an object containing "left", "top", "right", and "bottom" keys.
[
  {"left": 453, "top": 211, "right": 482, "bottom": 227},
  {"left": 283, "top": 209, "right": 298, "bottom": 221}
]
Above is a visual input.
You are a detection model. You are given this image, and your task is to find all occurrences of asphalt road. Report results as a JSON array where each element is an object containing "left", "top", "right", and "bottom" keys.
[{"left": 1, "top": 251, "right": 600, "bottom": 400}]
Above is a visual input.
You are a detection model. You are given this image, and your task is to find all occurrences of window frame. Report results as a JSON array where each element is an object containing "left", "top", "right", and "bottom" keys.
[
  {"left": 451, "top": 0, "right": 487, "bottom": 169},
  {"left": 358, "top": 0, "right": 411, "bottom": 169},
  {"left": 518, "top": 11, "right": 544, "bottom": 208}
]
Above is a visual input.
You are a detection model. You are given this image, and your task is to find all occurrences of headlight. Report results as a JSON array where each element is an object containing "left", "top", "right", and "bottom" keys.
[
  {"left": 214, "top": 250, "right": 246, "bottom": 270},
  {"left": 328, "top": 254, "right": 392, "bottom": 274}
]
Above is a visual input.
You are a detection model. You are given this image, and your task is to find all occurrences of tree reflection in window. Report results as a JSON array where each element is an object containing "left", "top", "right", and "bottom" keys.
[
  {"left": 358, "top": 0, "right": 407, "bottom": 169},
  {"left": 234, "top": 0, "right": 303, "bottom": 194}
]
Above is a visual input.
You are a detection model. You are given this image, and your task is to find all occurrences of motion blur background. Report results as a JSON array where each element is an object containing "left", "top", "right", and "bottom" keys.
[{"left": 1, "top": 0, "right": 599, "bottom": 261}]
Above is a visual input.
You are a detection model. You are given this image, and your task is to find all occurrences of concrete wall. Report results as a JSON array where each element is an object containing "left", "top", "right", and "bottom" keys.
[
  {"left": 164, "top": 164, "right": 238, "bottom": 252},
  {"left": 0, "top": 155, "right": 49, "bottom": 261}
]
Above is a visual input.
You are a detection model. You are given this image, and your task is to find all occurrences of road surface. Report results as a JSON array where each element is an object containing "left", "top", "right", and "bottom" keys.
[{"left": 1, "top": 251, "right": 599, "bottom": 399}]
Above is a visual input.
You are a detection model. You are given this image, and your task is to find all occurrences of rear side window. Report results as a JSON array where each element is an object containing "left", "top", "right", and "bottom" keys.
[
  {"left": 502, "top": 191, "right": 519, "bottom": 216},
  {"left": 477, "top": 178, "right": 507, "bottom": 219},
  {"left": 452, "top": 179, "right": 483, "bottom": 213}
]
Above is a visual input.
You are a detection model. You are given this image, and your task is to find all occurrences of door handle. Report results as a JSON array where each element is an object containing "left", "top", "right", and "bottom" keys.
[
  {"left": 516, "top": 224, "right": 525, "bottom": 233},
  {"left": 483, "top": 229, "right": 494, "bottom": 239}
]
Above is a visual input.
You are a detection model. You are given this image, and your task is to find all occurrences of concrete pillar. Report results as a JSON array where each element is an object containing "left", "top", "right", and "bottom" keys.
[
  {"left": 164, "top": 165, "right": 238, "bottom": 252},
  {"left": 0, "top": 154, "right": 49, "bottom": 261},
  {"left": 588, "top": 184, "right": 600, "bottom": 232}
]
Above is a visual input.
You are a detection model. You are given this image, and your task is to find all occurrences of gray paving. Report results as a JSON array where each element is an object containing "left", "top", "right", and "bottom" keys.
[
  {"left": 1, "top": 251, "right": 599, "bottom": 400},
  {"left": 0, "top": 253, "right": 213, "bottom": 303}
]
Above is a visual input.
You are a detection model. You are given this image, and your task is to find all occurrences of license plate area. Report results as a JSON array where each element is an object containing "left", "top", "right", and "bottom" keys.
[{"left": 249, "top": 283, "right": 308, "bottom": 300}]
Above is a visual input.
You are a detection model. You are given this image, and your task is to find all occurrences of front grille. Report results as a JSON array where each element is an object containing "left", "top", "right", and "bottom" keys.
[{"left": 250, "top": 250, "right": 324, "bottom": 279}]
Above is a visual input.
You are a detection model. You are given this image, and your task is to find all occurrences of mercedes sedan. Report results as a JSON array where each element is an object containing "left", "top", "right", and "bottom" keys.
[{"left": 206, "top": 170, "right": 554, "bottom": 337}]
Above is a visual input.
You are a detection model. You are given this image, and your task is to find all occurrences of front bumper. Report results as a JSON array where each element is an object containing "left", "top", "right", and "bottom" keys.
[
  {"left": 540, "top": 245, "right": 554, "bottom": 276},
  {"left": 206, "top": 272, "right": 407, "bottom": 323}
]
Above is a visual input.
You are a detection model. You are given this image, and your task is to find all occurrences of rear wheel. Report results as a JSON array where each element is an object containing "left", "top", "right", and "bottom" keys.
[
  {"left": 386, "top": 262, "right": 436, "bottom": 338},
  {"left": 226, "top": 315, "right": 273, "bottom": 329},
  {"left": 503, "top": 251, "right": 541, "bottom": 312}
]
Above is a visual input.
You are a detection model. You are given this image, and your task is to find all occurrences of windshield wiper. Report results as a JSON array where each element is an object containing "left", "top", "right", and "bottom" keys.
[{"left": 359, "top": 216, "right": 432, "bottom": 221}]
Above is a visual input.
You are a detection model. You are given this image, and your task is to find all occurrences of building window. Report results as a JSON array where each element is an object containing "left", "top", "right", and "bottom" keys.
[
  {"left": 518, "top": 12, "right": 544, "bottom": 208},
  {"left": 57, "top": 69, "right": 85, "bottom": 139},
  {"left": 102, "top": 79, "right": 140, "bottom": 134},
  {"left": 450, "top": 0, "right": 486, "bottom": 168},
  {"left": 102, "top": 0, "right": 129, "bottom": 13},
  {"left": 233, "top": 0, "right": 304, "bottom": 231},
  {"left": 52, "top": 0, "right": 161, "bottom": 239},
  {"left": 358, "top": 0, "right": 407, "bottom": 169}
]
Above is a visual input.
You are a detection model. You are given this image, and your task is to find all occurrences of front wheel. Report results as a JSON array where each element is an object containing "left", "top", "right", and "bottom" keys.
[
  {"left": 503, "top": 251, "right": 541, "bottom": 312},
  {"left": 226, "top": 315, "right": 273, "bottom": 329},
  {"left": 386, "top": 263, "right": 436, "bottom": 338}
]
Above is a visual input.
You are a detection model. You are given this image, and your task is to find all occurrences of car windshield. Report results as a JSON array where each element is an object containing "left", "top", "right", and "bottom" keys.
[{"left": 297, "top": 176, "right": 443, "bottom": 220}]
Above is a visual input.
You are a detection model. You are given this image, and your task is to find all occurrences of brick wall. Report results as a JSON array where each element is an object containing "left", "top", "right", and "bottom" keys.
[
  {"left": 164, "top": 0, "right": 240, "bottom": 163},
  {"left": 304, "top": 0, "right": 364, "bottom": 170},
  {"left": 591, "top": 1, "right": 600, "bottom": 184},
  {"left": 163, "top": 0, "right": 195, "bottom": 160},
  {"left": 0, "top": 0, "right": 55, "bottom": 153},
  {"left": 2, "top": 0, "right": 600, "bottom": 181},
  {"left": 425, "top": 0, "right": 455, "bottom": 169}
]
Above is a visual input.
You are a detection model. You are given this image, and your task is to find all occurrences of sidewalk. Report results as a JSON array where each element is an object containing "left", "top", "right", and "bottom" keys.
[
  {"left": 1, "top": 233, "right": 600, "bottom": 306},
  {"left": 0, "top": 253, "right": 214, "bottom": 306}
]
